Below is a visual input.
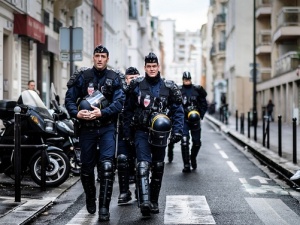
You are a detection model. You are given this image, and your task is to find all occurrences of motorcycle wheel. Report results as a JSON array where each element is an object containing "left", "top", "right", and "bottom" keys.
[
  {"left": 68, "top": 151, "right": 81, "bottom": 176},
  {"left": 29, "top": 150, "right": 70, "bottom": 187}
]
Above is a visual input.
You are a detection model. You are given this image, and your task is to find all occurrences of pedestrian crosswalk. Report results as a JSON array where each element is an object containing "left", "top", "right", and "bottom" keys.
[{"left": 63, "top": 195, "right": 300, "bottom": 224}]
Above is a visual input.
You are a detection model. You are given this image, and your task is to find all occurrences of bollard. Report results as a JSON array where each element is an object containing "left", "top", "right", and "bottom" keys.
[
  {"left": 267, "top": 116, "right": 270, "bottom": 149},
  {"left": 278, "top": 115, "right": 282, "bottom": 157},
  {"left": 240, "top": 113, "right": 244, "bottom": 135},
  {"left": 263, "top": 114, "right": 266, "bottom": 147},
  {"left": 236, "top": 110, "right": 238, "bottom": 131},
  {"left": 14, "top": 106, "right": 22, "bottom": 202},
  {"left": 253, "top": 111, "right": 257, "bottom": 141},
  {"left": 293, "top": 118, "right": 297, "bottom": 164},
  {"left": 247, "top": 112, "right": 250, "bottom": 138}
]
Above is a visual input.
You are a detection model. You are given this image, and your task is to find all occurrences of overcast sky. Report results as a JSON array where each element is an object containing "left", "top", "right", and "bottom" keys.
[{"left": 149, "top": 0, "right": 209, "bottom": 32}]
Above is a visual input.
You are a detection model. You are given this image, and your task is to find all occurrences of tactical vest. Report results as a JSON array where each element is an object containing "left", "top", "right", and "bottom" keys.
[{"left": 133, "top": 78, "right": 171, "bottom": 128}]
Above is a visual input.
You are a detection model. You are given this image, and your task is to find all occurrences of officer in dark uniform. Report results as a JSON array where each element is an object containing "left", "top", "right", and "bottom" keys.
[
  {"left": 116, "top": 67, "right": 140, "bottom": 204},
  {"left": 123, "top": 53, "right": 184, "bottom": 216},
  {"left": 65, "top": 45, "right": 125, "bottom": 222},
  {"left": 168, "top": 71, "right": 207, "bottom": 173}
]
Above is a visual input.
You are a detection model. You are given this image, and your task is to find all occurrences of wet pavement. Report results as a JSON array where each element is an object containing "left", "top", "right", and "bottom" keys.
[{"left": 0, "top": 114, "right": 300, "bottom": 224}]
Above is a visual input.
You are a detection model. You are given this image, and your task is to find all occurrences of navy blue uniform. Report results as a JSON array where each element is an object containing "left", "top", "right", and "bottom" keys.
[
  {"left": 123, "top": 72, "right": 184, "bottom": 216},
  {"left": 65, "top": 67, "right": 125, "bottom": 174}
]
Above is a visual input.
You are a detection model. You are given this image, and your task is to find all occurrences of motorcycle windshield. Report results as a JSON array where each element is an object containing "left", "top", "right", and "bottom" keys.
[{"left": 21, "top": 90, "right": 53, "bottom": 120}]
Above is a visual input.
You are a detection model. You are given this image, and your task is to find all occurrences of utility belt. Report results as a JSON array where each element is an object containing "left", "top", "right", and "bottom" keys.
[{"left": 80, "top": 119, "right": 112, "bottom": 128}]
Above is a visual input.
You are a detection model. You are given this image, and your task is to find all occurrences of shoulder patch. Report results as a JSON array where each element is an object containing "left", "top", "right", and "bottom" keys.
[{"left": 67, "top": 68, "right": 89, "bottom": 88}]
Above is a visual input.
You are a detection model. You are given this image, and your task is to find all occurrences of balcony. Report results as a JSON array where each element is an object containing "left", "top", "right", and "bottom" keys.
[
  {"left": 256, "top": 0, "right": 271, "bottom": 18},
  {"left": 260, "top": 67, "right": 271, "bottom": 81},
  {"left": 273, "top": 7, "right": 300, "bottom": 42},
  {"left": 214, "top": 13, "right": 226, "bottom": 27},
  {"left": 219, "top": 41, "right": 226, "bottom": 51},
  {"left": 275, "top": 51, "right": 300, "bottom": 75},
  {"left": 256, "top": 30, "right": 271, "bottom": 55}
]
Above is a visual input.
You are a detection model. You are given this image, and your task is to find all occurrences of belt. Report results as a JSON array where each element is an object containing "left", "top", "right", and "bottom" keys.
[{"left": 81, "top": 119, "right": 112, "bottom": 128}]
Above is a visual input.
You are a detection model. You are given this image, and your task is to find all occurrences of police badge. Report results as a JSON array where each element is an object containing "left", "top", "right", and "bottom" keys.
[
  {"left": 144, "top": 94, "right": 151, "bottom": 107},
  {"left": 88, "top": 83, "right": 94, "bottom": 96}
]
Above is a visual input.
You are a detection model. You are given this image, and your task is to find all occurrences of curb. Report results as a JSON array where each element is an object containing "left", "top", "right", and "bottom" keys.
[{"left": 205, "top": 115, "right": 300, "bottom": 183}]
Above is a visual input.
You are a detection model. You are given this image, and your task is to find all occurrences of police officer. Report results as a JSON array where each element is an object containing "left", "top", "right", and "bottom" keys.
[
  {"left": 65, "top": 45, "right": 125, "bottom": 222},
  {"left": 168, "top": 71, "right": 207, "bottom": 172},
  {"left": 116, "top": 67, "right": 140, "bottom": 204},
  {"left": 123, "top": 53, "right": 184, "bottom": 216}
]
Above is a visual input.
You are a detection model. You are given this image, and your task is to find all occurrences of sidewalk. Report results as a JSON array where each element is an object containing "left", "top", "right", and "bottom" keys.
[
  {"left": 0, "top": 173, "right": 81, "bottom": 224},
  {"left": 206, "top": 114, "right": 300, "bottom": 181}
]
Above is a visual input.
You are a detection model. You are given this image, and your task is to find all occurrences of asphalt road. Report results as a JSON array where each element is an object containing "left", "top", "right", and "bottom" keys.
[{"left": 27, "top": 119, "right": 300, "bottom": 225}]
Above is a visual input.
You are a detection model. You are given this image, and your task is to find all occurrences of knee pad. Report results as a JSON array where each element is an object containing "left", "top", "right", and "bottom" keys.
[
  {"left": 181, "top": 135, "right": 189, "bottom": 146},
  {"left": 117, "top": 154, "right": 128, "bottom": 171},
  {"left": 99, "top": 160, "right": 114, "bottom": 179}
]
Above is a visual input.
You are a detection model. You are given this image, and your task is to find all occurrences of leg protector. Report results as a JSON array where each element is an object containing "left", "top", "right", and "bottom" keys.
[
  {"left": 181, "top": 136, "right": 191, "bottom": 173},
  {"left": 167, "top": 142, "right": 174, "bottom": 163},
  {"left": 191, "top": 143, "right": 201, "bottom": 169},
  {"left": 81, "top": 173, "right": 96, "bottom": 214},
  {"left": 98, "top": 160, "right": 114, "bottom": 221},
  {"left": 150, "top": 162, "right": 165, "bottom": 214},
  {"left": 117, "top": 154, "right": 132, "bottom": 204},
  {"left": 136, "top": 161, "right": 151, "bottom": 216}
]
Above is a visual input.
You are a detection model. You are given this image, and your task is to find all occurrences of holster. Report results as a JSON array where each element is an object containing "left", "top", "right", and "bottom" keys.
[{"left": 73, "top": 119, "right": 81, "bottom": 137}]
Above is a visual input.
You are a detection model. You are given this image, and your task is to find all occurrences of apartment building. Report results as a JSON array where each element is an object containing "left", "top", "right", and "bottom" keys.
[{"left": 257, "top": 0, "right": 300, "bottom": 123}]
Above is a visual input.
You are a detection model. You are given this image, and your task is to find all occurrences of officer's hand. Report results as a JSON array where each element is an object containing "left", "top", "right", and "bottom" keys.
[
  {"left": 90, "top": 105, "right": 101, "bottom": 118},
  {"left": 77, "top": 110, "right": 91, "bottom": 120},
  {"left": 169, "top": 133, "right": 182, "bottom": 144}
]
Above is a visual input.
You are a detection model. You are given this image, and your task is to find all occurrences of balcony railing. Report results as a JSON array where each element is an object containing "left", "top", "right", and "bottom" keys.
[
  {"left": 256, "top": 30, "right": 271, "bottom": 46},
  {"left": 277, "top": 7, "right": 300, "bottom": 27},
  {"left": 256, "top": 0, "right": 271, "bottom": 7},
  {"left": 214, "top": 13, "right": 226, "bottom": 24},
  {"left": 219, "top": 41, "right": 226, "bottom": 51},
  {"left": 275, "top": 51, "right": 300, "bottom": 75}
]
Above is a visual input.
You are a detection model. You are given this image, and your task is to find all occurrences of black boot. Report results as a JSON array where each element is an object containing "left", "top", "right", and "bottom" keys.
[
  {"left": 167, "top": 143, "right": 174, "bottom": 163},
  {"left": 150, "top": 162, "right": 164, "bottom": 214},
  {"left": 81, "top": 173, "right": 96, "bottom": 214},
  {"left": 98, "top": 160, "right": 114, "bottom": 222},
  {"left": 136, "top": 161, "right": 151, "bottom": 216},
  {"left": 190, "top": 144, "right": 201, "bottom": 169},
  {"left": 117, "top": 154, "right": 132, "bottom": 204},
  {"left": 181, "top": 145, "right": 191, "bottom": 173}
]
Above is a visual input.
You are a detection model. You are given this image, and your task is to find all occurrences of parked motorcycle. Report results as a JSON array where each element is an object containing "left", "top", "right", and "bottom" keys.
[
  {"left": 0, "top": 90, "right": 70, "bottom": 187},
  {"left": 48, "top": 83, "right": 81, "bottom": 176}
]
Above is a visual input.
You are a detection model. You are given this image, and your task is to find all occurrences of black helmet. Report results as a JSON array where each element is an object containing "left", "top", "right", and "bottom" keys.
[
  {"left": 148, "top": 113, "right": 172, "bottom": 147},
  {"left": 150, "top": 113, "right": 172, "bottom": 131},
  {"left": 188, "top": 110, "right": 200, "bottom": 123},
  {"left": 182, "top": 71, "right": 191, "bottom": 80},
  {"left": 78, "top": 99, "right": 93, "bottom": 111}
]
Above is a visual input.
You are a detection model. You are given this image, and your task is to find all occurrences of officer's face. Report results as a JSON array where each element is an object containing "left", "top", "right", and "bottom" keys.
[
  {"left": 93, "top": 53, "right": 109, "bottom": 70},
  {"left": 125, "top": 74, "right": 138, "bottom": 85},
  {"left": 183, "top": 78, "right": 192, "bottom": 85},
  {"left": 144, "top": 63, "right": 159, "bottom": 77}
]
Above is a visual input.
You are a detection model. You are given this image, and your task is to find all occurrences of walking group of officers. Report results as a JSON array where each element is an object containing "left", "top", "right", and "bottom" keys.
[{"left": 65, "top": 45, "right": 208, "bottom": 222}]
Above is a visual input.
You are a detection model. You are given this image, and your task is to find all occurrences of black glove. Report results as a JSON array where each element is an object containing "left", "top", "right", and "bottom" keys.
[{"left": 169, "top": 133, "right": 182, "bottom": 144}]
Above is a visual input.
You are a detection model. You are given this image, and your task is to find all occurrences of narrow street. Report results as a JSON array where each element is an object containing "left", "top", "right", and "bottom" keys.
[{"left": 28, "top": 119, "right": 300, "bottom": 225}]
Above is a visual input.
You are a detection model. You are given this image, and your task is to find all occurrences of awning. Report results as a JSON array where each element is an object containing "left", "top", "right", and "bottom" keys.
[{"left": 13, "top": 14, "right": 45, "bottom": 44}]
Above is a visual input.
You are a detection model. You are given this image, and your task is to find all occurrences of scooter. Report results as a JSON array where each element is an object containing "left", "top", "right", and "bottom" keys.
[
  {"left": 48, "top": 83, "right": 81, "bottom": 176},
  {"left": 0, "top": 90, "right": 70, "bottom": 187}
]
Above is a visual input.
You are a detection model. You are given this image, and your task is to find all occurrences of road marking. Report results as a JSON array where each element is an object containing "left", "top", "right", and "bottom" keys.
[
  {"left": 213, "top": 143, "right": 220, "bottom": 149},
  {"left": 246, "top": 198, "right": 300, "bottom": 225},
  {"left": 250, "top": 175, "right": 271, "bottom": 184},
  {"left": 66, "top": 206, "right": 98, "bottom": 224},
  {"left": 227, "top": 161, "right": 239, "bottom": 172},
  {"left": 164, "top": 195, "right": 216, "bottom": 224},
  {"left": 242, "top": 183, "right": 289, "bottom": 195},
  {"left": 219, "top": 150, "right": 228, "bottom": 159},
  {"left": 239, "top": 178, "right": 247, "bottom": 184}
]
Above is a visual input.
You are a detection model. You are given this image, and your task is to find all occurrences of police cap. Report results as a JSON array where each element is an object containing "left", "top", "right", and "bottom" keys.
[{"left": 145, "top": 52, "right": 158, "bottom": 65}]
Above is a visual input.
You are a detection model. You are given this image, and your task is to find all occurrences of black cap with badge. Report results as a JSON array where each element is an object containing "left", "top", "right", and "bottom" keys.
[
  {"left": 144, "top": 52, "right": 158, "bottom": 65},
  {"left": 93, "top": 45, "right": 109, "bottom": 56}
]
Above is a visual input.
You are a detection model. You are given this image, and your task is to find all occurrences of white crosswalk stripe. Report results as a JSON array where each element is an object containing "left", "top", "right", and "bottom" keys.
[
  {"left": 66, "top": 206, "right": 98, "bottom": 225},
  {"left": 164, "top": 195, "right": 216, "bottom": 224}
]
